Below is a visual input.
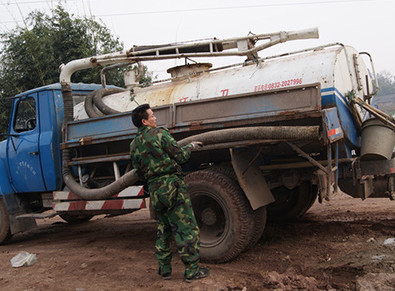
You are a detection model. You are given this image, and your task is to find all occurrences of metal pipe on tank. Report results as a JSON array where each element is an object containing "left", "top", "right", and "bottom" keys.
[
  {"left": 253, "top": 28, "right": 319, "bottom": 52},
  {"left": 59, "top": 28, "right": 319, "bottom": 86}
]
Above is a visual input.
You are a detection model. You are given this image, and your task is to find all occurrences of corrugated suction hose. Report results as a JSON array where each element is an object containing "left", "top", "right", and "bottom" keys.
[
  {"left": 61, "top": 124, "right": 319, "bottom": 200},
  {"left": 178, "top": 126, "right": 319, "bottom": 147},
  {"left": 84, "top": 88, "right": 126, "bottom": 118}
]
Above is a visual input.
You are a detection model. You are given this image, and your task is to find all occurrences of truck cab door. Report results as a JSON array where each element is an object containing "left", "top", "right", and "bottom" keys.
[{"left": 7, "top": 94, "right": 47, "bottom": 192}]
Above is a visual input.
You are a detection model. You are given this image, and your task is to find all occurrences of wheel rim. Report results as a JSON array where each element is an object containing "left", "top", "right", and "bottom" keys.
[
  {"left": 191, "top": 191, "right": 229, "bottom": 248},
  {"left": 268, "top": 186, "right": 298, "bottom": 214}
]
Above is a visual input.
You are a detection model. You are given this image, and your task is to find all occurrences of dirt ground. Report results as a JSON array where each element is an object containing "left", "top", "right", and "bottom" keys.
[{"left": 0, "top": 192, "right": 394, "bottom": 291}]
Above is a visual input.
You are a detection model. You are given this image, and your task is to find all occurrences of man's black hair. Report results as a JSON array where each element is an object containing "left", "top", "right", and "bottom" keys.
[{"left": 131, "top": 104, "right": 151, "bottom": 128}]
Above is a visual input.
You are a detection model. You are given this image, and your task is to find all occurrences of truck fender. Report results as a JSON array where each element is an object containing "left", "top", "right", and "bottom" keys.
[{"left": 230, "top": 148, "right": 275, "bottom": 210}]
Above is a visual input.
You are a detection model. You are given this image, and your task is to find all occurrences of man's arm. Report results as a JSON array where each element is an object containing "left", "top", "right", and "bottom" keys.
[
  {"left": 161, "top": 129, "right": 193, "bottom": 164},
  {"left": 130, "top": 141, "right": 145, "bottom": 180},
  {"left": 130, "top": 157, "right": 145, "bottom": 180}
]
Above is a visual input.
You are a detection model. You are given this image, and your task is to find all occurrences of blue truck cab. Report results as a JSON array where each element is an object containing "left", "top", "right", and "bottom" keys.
[
  {"left": 0, "top": 83, "right": 102, "bottom": 240},
  {"left": 1, "top": 83, "right": 103, "bottom": 194}
]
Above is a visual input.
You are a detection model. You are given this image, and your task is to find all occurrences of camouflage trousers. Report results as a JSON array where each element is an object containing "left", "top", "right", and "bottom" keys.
[{"left": 148, "top": 174, "right": 200, "bottom": 278}]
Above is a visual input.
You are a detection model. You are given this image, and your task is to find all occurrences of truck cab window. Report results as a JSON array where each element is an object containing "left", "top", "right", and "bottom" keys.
[{"left": 14, "top": 98, "right": 36, "bottom": 132}]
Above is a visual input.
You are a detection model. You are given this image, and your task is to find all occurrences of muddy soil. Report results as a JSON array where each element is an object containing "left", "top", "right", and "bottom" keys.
[{"left": 0, "top": 192, "right": 394, "bottom": 291}]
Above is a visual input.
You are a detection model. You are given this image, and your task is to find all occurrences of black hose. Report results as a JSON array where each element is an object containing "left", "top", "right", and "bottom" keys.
[
  {"left": 62, "top": 84, "right": 137, "bottom": 200},
  {"left": 84, "top": 88, "right": 126, "bottom": 118},
  {"left": 84, "top": 90, "right": 105, "bottom": 118},
  {"left": 61, "top": 84, "right": 74, "bottom": 125},
  {"left": 62, "top": 165, "right": 139, "bottom": 200},
  {"left": 61, "top": 124, "right": 319, "bottom": 200},
  {"left": 178, "top": 126, "right": 319, "bottom": 147},
  {"left": 93, "top": 88, "right": 125, "bottom": 115}
]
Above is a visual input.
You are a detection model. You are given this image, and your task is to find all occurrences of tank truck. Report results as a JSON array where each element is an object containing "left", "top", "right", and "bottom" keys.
[{"left": 1, "top": 28, "right": 394, "bottom": 263}]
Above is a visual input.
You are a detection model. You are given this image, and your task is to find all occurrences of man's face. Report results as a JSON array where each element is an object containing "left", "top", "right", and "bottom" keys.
[{"left": 142, "top": 109, "right": 157, "bottom": 128}]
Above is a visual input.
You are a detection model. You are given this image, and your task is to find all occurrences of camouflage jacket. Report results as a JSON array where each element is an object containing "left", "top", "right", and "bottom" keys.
[{"left": 130, "top": 126, "right": 193, "bottom": 182}]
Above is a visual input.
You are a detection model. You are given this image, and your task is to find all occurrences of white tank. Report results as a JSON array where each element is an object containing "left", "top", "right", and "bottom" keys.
[{"left": 74, "top": 44, "right": 374, "bottom": 120}]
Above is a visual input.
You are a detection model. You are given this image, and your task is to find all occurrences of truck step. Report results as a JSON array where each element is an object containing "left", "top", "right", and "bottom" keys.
[{"left": 16, "top": 212, "right": 58, "bottom": 219}]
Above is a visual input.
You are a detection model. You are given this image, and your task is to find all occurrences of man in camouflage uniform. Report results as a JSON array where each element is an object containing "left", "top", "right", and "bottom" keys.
[{"left": 130, "top": 104, "right": 209, "bottom": 282}]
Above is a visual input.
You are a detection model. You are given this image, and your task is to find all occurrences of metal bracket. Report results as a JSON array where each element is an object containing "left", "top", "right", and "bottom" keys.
[{"left": 287, "top": 142, "right": 339, "bottom": 201}]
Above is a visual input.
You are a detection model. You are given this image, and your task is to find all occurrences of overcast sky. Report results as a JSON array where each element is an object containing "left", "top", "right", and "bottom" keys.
[{"left": 0, "top": 0, "right": 394, "bottom": 79}]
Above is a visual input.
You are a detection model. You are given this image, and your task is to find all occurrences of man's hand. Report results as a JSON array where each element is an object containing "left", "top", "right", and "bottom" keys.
[{"left": 190, "top": 141, "right": 203, "bottom": 151}]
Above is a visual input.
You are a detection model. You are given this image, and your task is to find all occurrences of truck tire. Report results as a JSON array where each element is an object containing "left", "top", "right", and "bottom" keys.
[
  {"left": 267, "top": 181, "right": 317, "bottom": 221},
  {"left": 0, "top": 198, "right": 12, "bottom": 244},
  {"left": 244, "top": 206, "right": 267, "bottom": 251},
  {"left": 209, "top": 164, "right": 237, "bottom": 180},
  {"left": 185, "top": 170, "right": 254, "bottom": 263},
  {"left": 207, "top": 165, "right": 267, "bottom": 251},
  {"left": 59, "top": 213, "right": 93, "bottom": 224}
]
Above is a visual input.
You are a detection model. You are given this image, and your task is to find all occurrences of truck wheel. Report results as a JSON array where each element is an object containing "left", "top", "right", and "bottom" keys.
[
  {"left": 305, "top": 184, "right": 318, "bottom": 213},
  {"left": 207, "top": 165, "right": 267, "bottom": 251},
  {"left": 0, "top": 198, "right": 12, "bottom": 244},
  {"left": 244, "top": 205, "right": 267, "bottom": 251},
  {"left": 185, "top": 170, "right": 254, "bottom": 263},
  {"left": 59, "top": 213, "right": 93, "bottom": 224},
  {"left": 209, "top": 164, "right": 237, "bottom": 180},
  {"left": 267, "top": 181, "right": 317, "bottom": 221}
]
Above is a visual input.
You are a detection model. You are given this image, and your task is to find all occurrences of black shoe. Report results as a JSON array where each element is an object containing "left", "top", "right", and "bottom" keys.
[
  {"left": 160, "top": 273, "right": 171, "bottom": 280},
  {"left": 185, "top": 268, "right": 210, "bottom": 283}
]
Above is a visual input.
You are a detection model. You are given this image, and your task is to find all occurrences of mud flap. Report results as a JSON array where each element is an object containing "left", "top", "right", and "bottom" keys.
[
  {"left": 9, "top": 215, "right": 37, "bottom": 235},
  {"left": 230, "top": 148, "right": 275, "bottom": 210},
  {"left": 2, "top": 194, "right": 37, "bottom": 234}
]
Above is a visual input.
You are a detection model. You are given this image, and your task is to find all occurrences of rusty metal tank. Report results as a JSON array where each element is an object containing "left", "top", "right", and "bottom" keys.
[{"left": 73, "top": 43, "right": 375, "bottom": 149}]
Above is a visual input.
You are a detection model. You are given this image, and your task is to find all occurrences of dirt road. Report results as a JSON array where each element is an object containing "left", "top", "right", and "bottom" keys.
[{"left": 0, "top": 193, "right": 394, "bottom": 291}]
